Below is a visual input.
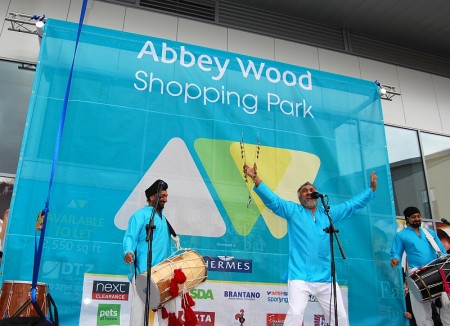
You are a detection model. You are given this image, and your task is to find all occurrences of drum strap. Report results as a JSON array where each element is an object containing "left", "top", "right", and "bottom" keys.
[
  {"left": 422, "top": 228, "right": 444, "bottom": 256},
  {"left": 166, "top": 219, "right": 181, "bottom": 251},
  {"left": 166, "top": 219, "right": 177, "bottom": 237}
]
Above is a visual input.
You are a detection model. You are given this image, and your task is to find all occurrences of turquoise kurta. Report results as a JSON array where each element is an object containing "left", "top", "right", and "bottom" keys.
[
  {"left": 123, "top": 206, "right": 172, "bottom": 280},
  {"left": 254, "top": 182, "right": 374, "bottom": 282},
  {"left": 390, "top": 226, "right": 445, "bottom": 268}
]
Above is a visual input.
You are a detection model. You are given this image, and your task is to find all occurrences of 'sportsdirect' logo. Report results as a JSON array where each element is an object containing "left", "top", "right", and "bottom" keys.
[
  {"left": 92, "top": 280, "right": 129, "bottom": 300},
  {"left": 97, "top": 304, "right": 120, "bottom": 325},
  {"left": 267, "top": 290, "right": 288, "bottom": 304},
  {"left": 204, "top": 256, "right": 252, "bottom": 273}
]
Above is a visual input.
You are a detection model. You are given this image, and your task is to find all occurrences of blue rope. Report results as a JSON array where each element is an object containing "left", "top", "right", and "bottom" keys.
[{"left": 31, "top": 0, "right": 89, "bottom": 304}]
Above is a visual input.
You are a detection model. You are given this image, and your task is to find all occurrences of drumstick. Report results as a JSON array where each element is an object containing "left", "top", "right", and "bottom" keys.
[{"left": 240, "top": 133, "right": 261, "bottom": 208}]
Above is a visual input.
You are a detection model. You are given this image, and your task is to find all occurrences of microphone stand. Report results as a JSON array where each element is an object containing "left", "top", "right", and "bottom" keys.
[
  {"left": 144, "top": 182, "right": 163, "bottom": 326},
  {"left": 320, "top": 195, "right": 346, "bottom": 326}
]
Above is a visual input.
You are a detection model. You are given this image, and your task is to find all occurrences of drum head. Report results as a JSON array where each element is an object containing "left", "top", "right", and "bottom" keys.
[
  {"left": 135, "top": 273, "right": 160, "bottom": 310},
  {"left": 406, "top": 257, "right": 450, "bottom": 302},
  {"left": 406, "top": 276, "right": 425, "bottom": 302}
]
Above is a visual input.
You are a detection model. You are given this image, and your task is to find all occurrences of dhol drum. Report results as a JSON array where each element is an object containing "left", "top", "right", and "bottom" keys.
[
  {"left": 407, "top": 256, "right": 450, "bottom": 302},
  {"left": 0, "top": 281, "right": 48, "bottom": 319},
  {"left": 136, "top": 249, "right": 207, "bottom": 309}
]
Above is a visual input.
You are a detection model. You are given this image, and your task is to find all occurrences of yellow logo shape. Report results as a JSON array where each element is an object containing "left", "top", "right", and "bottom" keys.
[{"left": 230, "top": 143, "right": 320, "bottom": 238}]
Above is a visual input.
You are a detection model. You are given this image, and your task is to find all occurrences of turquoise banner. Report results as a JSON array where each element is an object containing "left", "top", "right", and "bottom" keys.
[{"left": 1, "top": 19, "right": 404, "bottom": 325}]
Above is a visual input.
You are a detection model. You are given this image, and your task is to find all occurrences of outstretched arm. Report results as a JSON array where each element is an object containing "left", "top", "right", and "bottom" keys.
[{"left": 243, "top": 163, "right": 262, "bottom": 186}]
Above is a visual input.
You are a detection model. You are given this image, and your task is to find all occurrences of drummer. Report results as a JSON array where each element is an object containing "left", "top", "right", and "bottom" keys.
[
  {"left": 390, "top": 206, "right": 450, "bottom": 326},
  {"left": 123, "top": 179, "right": 176, "bottom": 326}
]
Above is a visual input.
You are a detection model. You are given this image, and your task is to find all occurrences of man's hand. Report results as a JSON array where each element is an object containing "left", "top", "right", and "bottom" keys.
[
  {"left": 124, "top": 252, "right": 134, "bottom": 264},
  {"left": 243, "top": 164, "right": 261, "bottom": 186},
  {"left": 243, "top": 164, "right": 255, "bottom": 179},
  {"left": 391, "top": 258, "right": 398, "bottom": 268},
  {"left": 370, "top": 171, "right": 377, "bottom": 192}
]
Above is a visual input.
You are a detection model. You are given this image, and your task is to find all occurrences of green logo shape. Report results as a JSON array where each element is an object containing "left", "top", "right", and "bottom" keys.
[{"left": 97, "top": 303, "right": 120, "bottom": 326}]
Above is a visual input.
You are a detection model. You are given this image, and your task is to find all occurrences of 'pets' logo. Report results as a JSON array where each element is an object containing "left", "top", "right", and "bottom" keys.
[{"left": 97, "top": 304, "right": 120, "bottom": 325}]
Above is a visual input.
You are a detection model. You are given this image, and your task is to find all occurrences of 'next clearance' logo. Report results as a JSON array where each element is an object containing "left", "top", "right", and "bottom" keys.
[{"left": 92, "top": 280, "right": 129, "bottom": 301}]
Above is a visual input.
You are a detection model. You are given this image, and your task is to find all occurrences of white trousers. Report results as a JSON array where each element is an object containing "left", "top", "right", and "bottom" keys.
[
  {"left": 438, "top": 292, "right": 450, "bottom": 326},
  {"left": 283, "top": 280, "right": 348, "bottom": 326},
  {"left": 130, "top": 278, "right": 175, "bottom": 326},
  {"left": 409, "top": 292, "right": 450, "bottom": 326},
  {"left": 409, "top": 294, "right": 434, "bottom": 326}
]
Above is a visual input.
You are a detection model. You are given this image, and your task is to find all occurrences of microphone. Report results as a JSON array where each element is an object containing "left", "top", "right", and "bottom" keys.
[
  {"left": 441, "top": 218, "right": 450, "bottom": 226},
  {"left": 157, "top": 180, "right": 167, "bottom": 192},
  {"left": 156, "top": 181, "right": 166, "bottom": 197},
  {"left": 153, "top": 180, "right": 167, "bottom": 209},
  {"left": 311, "top": 192, "right": 325, "bottom": 199}
]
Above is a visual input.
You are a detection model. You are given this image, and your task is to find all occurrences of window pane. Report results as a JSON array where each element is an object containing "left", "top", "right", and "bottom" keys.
[
  {"left": 0, "top": 60, "right": 34, "bottom": 174},
  {"left": 385, "top": 126, "right": 430, "bottom": 218},
  {"left": 421, "top": 132, "right": 450, "bottom": 222}
]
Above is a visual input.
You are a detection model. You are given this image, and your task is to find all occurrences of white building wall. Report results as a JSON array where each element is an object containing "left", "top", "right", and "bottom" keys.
[
  {"left": 432, "top": 75, "right": 450, "bottom": 134},
  {"left": 1, "top": 0, "right": 449, "bottom": 136}
]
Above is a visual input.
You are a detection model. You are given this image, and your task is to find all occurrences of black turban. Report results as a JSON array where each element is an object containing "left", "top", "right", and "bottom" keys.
[
  {"left": 145, "top": 179, "right": 168, "bottom": 199},
  {"left": 403, "top": 206, "right": 420, "bottom": 219}
]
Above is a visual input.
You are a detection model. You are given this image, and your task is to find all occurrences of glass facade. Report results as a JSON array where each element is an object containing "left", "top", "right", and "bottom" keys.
[
  {"left": 0, "top": 60, "right": 34, "bottom": 175},
  {"left": 420, "top": 132, "right": 450, "bottom": 222},
  {"left": 385, "top": 126, "right": 431, "bottom": 219}
]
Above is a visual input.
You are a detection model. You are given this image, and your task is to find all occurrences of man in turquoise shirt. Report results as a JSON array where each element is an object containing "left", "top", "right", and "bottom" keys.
[
  {"left": 123, "top": 179, "right": 173, "bottom": 325},
  {"left": 391, "top": 206, "right": 450, "bottom": 326},
  {"left": 244, "top": 164, "right": 377, "bottom": 326}
]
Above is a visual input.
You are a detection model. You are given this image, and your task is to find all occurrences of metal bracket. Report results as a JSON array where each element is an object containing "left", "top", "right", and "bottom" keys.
[
  {"left": 5, "top": 12, "right": 46, "bottom": 35},
  {"left": 380, "top": 84, "right": 401, "bottom": 101},
  {"left": 375, "top": 80, "right": 402, "bottom": 101}
]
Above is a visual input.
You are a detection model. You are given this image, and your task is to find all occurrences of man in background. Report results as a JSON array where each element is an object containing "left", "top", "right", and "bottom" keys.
[
  {"left": 391, "top": 206, "right": 450, "bottom": 325},
  {"left": 0, "top": 179, "right": 13, "bottom": 263}
]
